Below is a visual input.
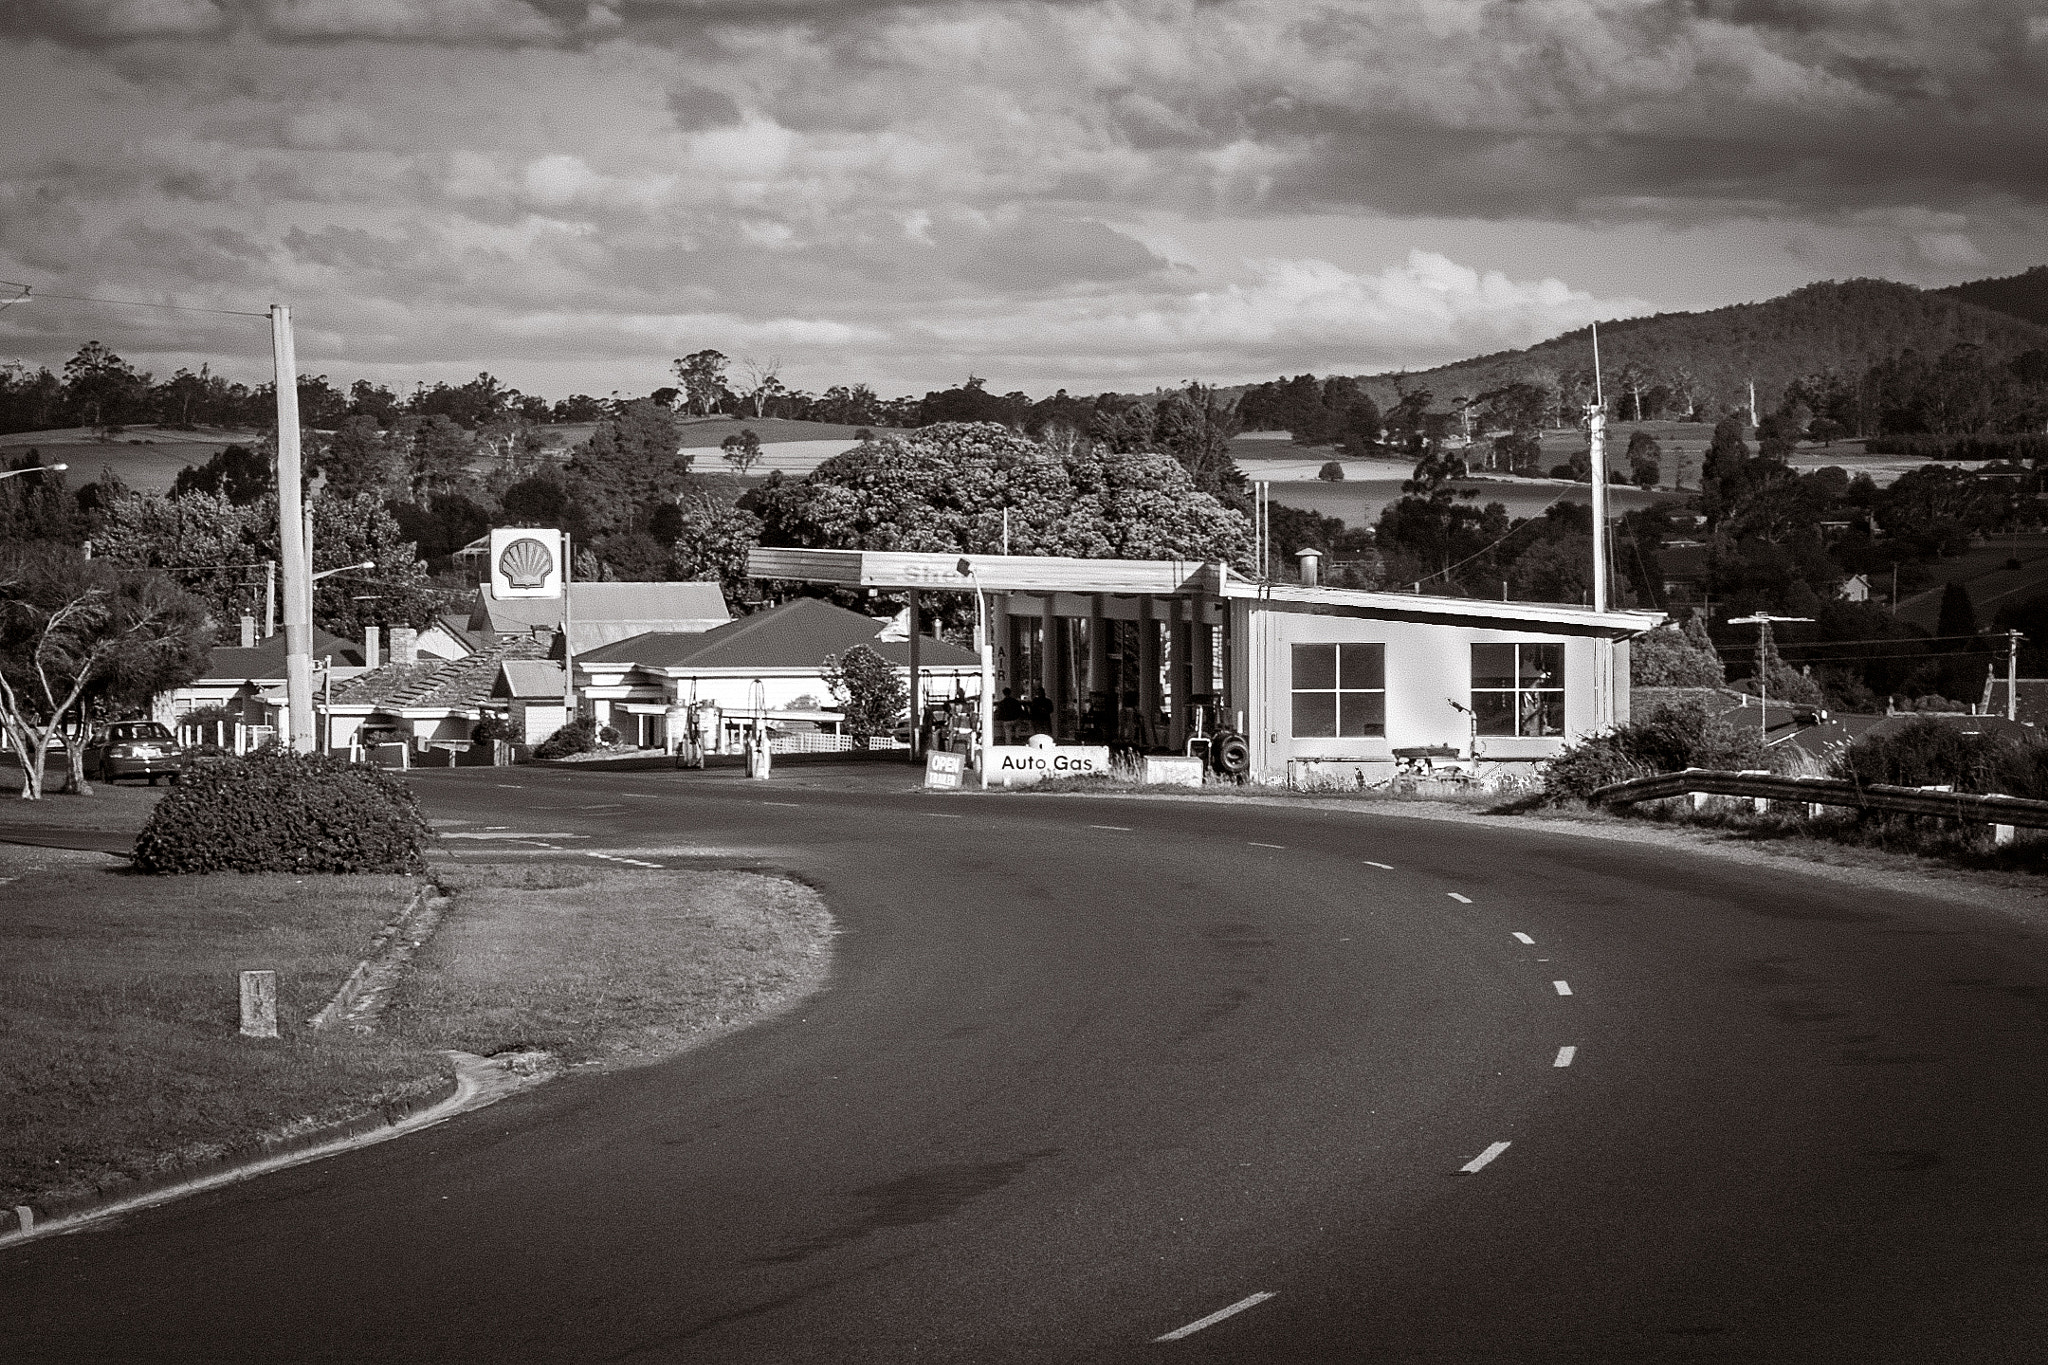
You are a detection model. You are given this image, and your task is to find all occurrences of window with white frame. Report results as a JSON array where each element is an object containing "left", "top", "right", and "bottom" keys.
[
  {"left": 1290, "top": 643, "right": 1385, "bottom": 738},
  {"left": 1471, "top": 643, "right": 1564, "bottom": 737}
]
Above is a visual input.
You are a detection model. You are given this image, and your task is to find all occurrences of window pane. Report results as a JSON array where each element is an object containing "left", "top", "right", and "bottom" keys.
[
  {"left": 1471, "top": 643, "right": 1515, "bottom": 690},
  {"left": 1340, "top": 691, "right": 1385, "bottom": 738},
  {"left": 1520, "top": 643, "right": 1564, "bottom": 688},
  {"left": 1292, "top": 643, "right": 1336, "bottom": 691},
  {"left": 1338, "top": 643, "right": 1384, "bottom": 691},
  {"left": 1473, "top": 691, "right": 1516, "bottom": 736},
  {"left": 1293, "top": 691, "right": 1337, "bottom": 737},
  {"left": 1522, "top": 689, "right": 1564, "bottom": 737}
]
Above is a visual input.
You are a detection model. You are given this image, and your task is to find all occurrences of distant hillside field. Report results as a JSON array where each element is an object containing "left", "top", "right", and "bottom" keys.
[
  {"left": 1938, "top": 265, "right": 2048, "bottom": 328},
  {"left": 0, "top": 425, "right": 260, "bottom": 494},
  {"left": 1339, "top": 277, "right": 2048, "bottom": 416}
]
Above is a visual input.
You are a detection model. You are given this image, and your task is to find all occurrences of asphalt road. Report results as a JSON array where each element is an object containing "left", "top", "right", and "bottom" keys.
[{"left": 12, "top": 763, "right": 2048, "bottom": 1362}]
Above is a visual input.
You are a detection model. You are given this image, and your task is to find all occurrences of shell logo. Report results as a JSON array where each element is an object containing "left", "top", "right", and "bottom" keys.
[{"left": 498, "top": 536, "right": 555, "bottom": 590}]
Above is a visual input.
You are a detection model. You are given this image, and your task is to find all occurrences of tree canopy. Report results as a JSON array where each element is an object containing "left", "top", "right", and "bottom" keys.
[{"left": 746, "top": 422, "right": 1250, "bottom": 565}]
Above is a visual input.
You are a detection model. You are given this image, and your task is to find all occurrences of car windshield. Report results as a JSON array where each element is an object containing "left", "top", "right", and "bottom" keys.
[{"left": 109, "top": 723, "right": 173, "bottom": 742}]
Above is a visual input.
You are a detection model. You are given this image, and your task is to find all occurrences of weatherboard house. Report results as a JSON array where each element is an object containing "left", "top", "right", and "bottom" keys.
[
  {"left": 574, "top": 597, "right": 981, "bottom": 752},
  {"left": 750, "top": 548, "right": 1664, "bottom": 783}
]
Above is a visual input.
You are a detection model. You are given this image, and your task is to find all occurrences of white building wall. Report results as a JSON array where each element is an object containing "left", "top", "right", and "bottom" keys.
[{"left": 1244, "top": 601, "right": 1630, "bottom": 779}]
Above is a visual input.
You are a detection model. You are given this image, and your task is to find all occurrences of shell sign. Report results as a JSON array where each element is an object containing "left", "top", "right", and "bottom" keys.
[{"left": 489, "top": 528, "right": 564, "bottom": 599}]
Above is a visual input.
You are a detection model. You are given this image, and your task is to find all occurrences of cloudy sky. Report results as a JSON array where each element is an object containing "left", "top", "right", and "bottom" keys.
[{"left": 2, "top": 0, "right": 2043, "bottom": 404}]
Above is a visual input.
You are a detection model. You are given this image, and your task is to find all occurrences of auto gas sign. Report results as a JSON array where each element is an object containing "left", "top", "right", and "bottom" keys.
[{"left": 986, "top": 745, "right": 1110, "bottom": 785}]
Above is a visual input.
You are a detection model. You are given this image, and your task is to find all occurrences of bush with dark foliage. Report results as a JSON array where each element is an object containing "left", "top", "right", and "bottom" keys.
[
  {"left": 133, "top": 749, "right": 433, "bottom": 874},
  {"left": 1542, "top": 699, "right": 1767, "bottom": 802},
  {"left": 1836, "top": 718, "right": 2048, "bottom": 799},
  {"left": 532, "top": 717, "right": 598, "bottom": 759}
]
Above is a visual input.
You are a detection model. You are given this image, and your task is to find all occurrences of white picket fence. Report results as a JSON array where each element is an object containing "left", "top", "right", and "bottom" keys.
[{"left": 763, "top": 732, "right": 905, "bottom": 755}]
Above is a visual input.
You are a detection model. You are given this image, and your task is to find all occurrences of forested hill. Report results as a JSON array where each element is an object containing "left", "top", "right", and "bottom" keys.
[
  {"left": 1937, "top": 265, "right": 2048, "bottom": 328},
  {"left": 1350, "top": 277, "right": 2048, "bottom": 416}
]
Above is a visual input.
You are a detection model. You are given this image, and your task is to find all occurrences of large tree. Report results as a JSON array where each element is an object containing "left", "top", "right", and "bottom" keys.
[
  {"left": 0, "top": 545, "right": 209, "bottom": 798},
  {"left": 749, "top": 422, "right": 1249, "bottom": 565},
  {"left": 568, "top": 399, "right": 692, "bottom": 538}
]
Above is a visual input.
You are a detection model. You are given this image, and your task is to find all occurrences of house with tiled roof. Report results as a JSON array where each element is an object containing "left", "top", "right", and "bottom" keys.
[
  {"left": 155, "top": 620, "right": 369, "bottom": 741},
  {"left": 575, "top": 597, "right": 979, "bottom": 752},
  {"left": 321, "top": 629, "right": 551, "bottom": 765}
]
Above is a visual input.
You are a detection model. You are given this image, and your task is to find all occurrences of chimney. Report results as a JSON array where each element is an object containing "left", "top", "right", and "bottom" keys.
[
  {"left": 391, "top": 626, "right": 418, "bottom": 665},
  {"left": 240, "top": 615, "right": 256, "bottom": 648},
  {"left": 1295, "top": 546, "right": 1321, "bottom": 587},
  {"left": 364, "top": 625, "right": 381, "bottom": 670}
]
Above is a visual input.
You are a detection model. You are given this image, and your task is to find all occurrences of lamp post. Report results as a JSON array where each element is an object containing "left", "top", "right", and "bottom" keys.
[{"left": 0, "top": 462, "right": 67, "bottom": 481}]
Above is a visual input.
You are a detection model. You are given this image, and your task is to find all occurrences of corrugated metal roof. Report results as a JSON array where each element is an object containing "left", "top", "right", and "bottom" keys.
[
  {"left": 497, "top": 659, "right": 565, "bottom": 698},
  {"left": 581, "top": 597, "right": 979, "bottom": 671},
  {"left": 470, "top": 581, "right": 729, "bottom": 636}
]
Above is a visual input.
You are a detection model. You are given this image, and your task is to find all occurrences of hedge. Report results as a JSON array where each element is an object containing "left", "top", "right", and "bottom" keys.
[{"left": 133, "top": 749, "right": 434, "bottom": 874}]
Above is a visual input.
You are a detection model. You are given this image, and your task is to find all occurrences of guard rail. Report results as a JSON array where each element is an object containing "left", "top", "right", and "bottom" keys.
[{"left": 1588, "top": 768, "right": 2048, "bottom": 834}]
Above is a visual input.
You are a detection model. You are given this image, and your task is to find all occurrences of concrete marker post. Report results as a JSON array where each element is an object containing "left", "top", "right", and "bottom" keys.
[{"left": 240, "top": 970, "right": 278, "bottom": 1040}]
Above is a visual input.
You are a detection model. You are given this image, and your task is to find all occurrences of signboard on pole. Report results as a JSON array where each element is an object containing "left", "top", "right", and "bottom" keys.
[{"left": 489, "top": 528, "right": 564, "bottom": 599}]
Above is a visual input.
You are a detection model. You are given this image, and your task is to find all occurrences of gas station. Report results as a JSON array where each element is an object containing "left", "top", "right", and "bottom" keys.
[{"left": 748, "top": 547, "right": 1665, "bottom": 786}]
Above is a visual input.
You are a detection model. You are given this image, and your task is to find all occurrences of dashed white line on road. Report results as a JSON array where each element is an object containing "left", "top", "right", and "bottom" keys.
[
  {"left": 580, "top": 804, "right": 623, "bottom": 809},
  {"left": 1448, "top": 892, "right": 1472, "bottom": 904},
  {"left": 1512, "top": 932, "right": 1535, "bottom": 944},
  {"left": 1461, "top": 1141, "right": 1512, "bottom": 1174},
  {"left": 1248, "top": 842, "right": 1284, "bottom": 849},
  {"left": 761, "top": 801, "right": 802, "bottom": 808},
  {"left": 1555, "top": 1046, "right": 1577, "bottom": 1067},
  {"left": 587, "top": 852, "right": 662, "bottom": 868},
  {"left": 1553, "top": 980, "right": 1573, "bottom": 996},
  {"left": 1362, "top": 860, "right": 1393, "bottom": 870},
  {"left": 1155, "top": 1292, "right": 1277, "bottom": 1342},
  {"left": 1090, "top": 824, "right": 1132, "bottom": 831},
  {"left": 495, "top": 784, "right": 523, "bottom": 788},
  {"left": 925, "top": 813, "right": 962, "bottom": 819}
]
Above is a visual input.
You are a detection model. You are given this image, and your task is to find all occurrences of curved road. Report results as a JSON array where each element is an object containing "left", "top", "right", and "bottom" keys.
[{"left": 12, "top": 765, "right": 2048, "bottom": 1361}]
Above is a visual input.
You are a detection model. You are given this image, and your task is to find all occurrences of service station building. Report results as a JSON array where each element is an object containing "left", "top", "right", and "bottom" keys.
[{"left": 751, "top": 547, "right": 1665, "bottom": 784}]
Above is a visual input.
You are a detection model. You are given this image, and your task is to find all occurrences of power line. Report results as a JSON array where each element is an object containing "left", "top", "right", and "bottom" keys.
[{"left": 0, "top": 281, "right": 269, "bottom": 319}]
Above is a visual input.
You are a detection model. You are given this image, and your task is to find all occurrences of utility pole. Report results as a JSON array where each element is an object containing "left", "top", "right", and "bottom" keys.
[
  {"left": 1588, "top": 321, "right": 1609, "bottom": 615},
  {"left": 1728, "top": 613, "right": 1814, "bottom": 738},
  {"left": 2011, "top": 629, "right": 2025, "bottom": 721},
  {"left": 1587, "top": 322, "right": 1615, "bottom": 730},
  {"left": 271, "top": 305, "right": 313, "bottom": 753}
]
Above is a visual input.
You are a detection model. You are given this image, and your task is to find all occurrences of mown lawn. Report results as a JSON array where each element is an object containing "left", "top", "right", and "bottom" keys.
[{"left": 0, "top": 848, "right": 444, "bottom": 1208}]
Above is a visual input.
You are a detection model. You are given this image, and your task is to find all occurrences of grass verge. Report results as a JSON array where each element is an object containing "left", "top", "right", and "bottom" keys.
[
  {"left": 0, "top": 845, "right": 444, "bottom": 1209},
  {"left": 0, "top": 851, "right": 835, "bottom": 1213},
  {"left": 385, "top": 863, "right": 833, "bottom": 1069}
]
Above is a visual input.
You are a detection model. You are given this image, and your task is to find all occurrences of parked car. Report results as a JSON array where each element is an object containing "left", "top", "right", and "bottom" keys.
[{"left": 84, "top": 721, "right": 188, "bottom": 785}]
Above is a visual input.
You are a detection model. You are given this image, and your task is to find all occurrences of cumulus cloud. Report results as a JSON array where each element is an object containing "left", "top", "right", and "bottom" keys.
[{"left": 1, "top": 0, "right": 2041, "bottom": 398}]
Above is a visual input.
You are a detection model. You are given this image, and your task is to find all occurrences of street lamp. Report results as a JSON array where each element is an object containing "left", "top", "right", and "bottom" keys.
[
  {"left": 0, "top": 462, "right": 67, "bottom": 481},
  {"left": 312, "top": 559, "right": 376, "bottom": 585}
]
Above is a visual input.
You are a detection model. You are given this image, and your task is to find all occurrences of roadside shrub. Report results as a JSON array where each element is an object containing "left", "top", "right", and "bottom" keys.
[
  {"left": 471, "top": 713, "right": 513, "bottom": 744},
  {"left": 533, "top": 718, "right": 598, "bottom": 759},
  {"left": 134, "top": 750, "right": 432, "bottom": 874},
  {"left": 1833, "top": 718, "right": 2048, "bottom": 796},
  {"left": 1542, "top": 699, "right": 1767, "bottom": 802}
]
